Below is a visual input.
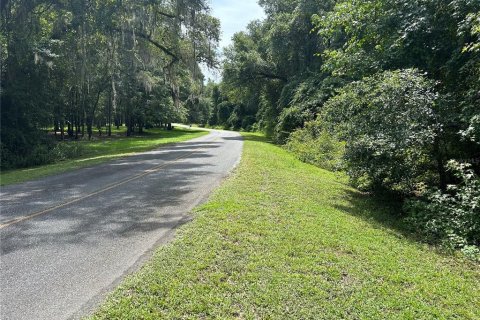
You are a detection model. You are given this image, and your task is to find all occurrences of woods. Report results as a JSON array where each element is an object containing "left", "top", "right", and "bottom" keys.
[
  {"left": 1, "top": 0, "right": 219, "bottom": 168},
  {"left": 208, "top": 0, "right": 480, "bottom": 255}
]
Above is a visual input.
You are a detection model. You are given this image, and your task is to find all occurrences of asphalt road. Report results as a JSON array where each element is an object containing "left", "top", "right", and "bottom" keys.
[{"left": 0, "top": 129, "right": 243, "bottom": 320}]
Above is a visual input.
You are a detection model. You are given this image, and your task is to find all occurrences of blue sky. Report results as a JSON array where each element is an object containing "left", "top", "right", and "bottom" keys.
[{"left": 201, "top": 0, "right": 266, "bottom": 82}]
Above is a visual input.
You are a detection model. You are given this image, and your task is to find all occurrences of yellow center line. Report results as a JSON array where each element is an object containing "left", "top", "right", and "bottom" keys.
[{"left": 0, "top": 135, "right": 221, "bottom": 230}]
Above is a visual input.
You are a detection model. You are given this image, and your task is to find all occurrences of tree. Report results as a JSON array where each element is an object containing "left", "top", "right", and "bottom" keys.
[{"left": 1, "top": 0, "right": 220, "bottom": 168}]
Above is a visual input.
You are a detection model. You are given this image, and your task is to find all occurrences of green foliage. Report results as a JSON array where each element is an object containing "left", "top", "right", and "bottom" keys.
[
  {"left": 0, "top": 128, "right": 55, "bottom": 169},
  {"left": 285, "top": 120, "right": 345, "bottom": 171},
  {"left": 322, "top": 69, "right": 439, "bottom": 193},
  {"left": 220, "top": 0, "right": 332, "bottom": 135},
  {"left": 216, "top": 101, "right": 235, "bottom": 127},
  {"left": 315, "top": 0, "right": 480, "bottom": 80},
  {"left": 0, "top": 133, "right": 84, "bottom": 169},
  {"left": 461, "top": 115, "right": 480, "bottom": 144},
  {"left": 274, "top": 75, "right": 345, "bottom": 143},
  {"left": 1, "top": 0, "right": 219, "bottom": 168},
  {"left": 274, "top": 104, "right": 315, "bottom": 144},
  {"left": 51, "top": 141, "right": 86, "bottom": 161},
  {"left": 405, "top": 161, "right": 480, "bottom": 259}
]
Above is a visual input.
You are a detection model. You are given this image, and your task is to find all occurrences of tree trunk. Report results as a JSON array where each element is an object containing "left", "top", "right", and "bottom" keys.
[
  {"left": 108, "top": 89, "right": 112, "bottom": 137},
  {"left": 86, "top": 115, "right": 93, "bottom": 140},
  {"left": 60, "top": 120, "right": 65, "bottom": 141},
  {"left": 434, "top": 136, "right": 447, "bottom": 191}
]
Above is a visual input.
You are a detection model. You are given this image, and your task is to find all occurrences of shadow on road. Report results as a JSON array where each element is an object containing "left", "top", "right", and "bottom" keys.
[{"left": 0, "top": 141, "right": 221, "bottom": 255}]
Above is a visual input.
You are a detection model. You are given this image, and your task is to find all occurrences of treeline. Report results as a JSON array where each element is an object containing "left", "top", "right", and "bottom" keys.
[
  {"left": 0, "top": 0, "right": 219, "bottom": 168},
  {"left": 210, "top": 0, "right": 480, "bottom": 256}
]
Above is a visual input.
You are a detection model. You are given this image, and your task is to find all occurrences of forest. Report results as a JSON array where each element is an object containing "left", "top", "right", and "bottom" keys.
[
  {"left": 1, "top": 0, "right": 218, "bottom": 167},
  {"left": 1, "top": 0, "right": 480, "bottom": 255}
]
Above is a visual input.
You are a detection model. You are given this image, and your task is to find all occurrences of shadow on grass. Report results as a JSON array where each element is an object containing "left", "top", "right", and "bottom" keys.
[
  {"left": 99, "top": 128, "right": 204, "bottom": 141},
  {"left": 237, "top": 132, "right": 424, "bottom": 244},
  {"left": 141, "top": 128, "right": 205, "bottom": 137},
  {"left": 332, "top": 189, "right": 428, "bottom": 244},
  {"left": 223, "top": 133, "right": 274, "bottom": 143}
]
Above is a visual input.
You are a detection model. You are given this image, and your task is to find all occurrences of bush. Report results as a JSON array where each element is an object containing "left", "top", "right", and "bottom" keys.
[
  {"left": 404, "top": 160, "right": 480, "bottom": 259},
  {"left": 0, "top": 131, "right": 86, "bottom": 169},
  {"left": 51, "top": 142, "right": 86, "bottom": 161},
  {"left": 0, "top": 128, "right": 57, "bottom": 169},
  {"left": 321, "top": 69, "right": 440, "bottom": 193},
  {"left": 274, "top": 75, "right": 344, "bottom": 144},
  {"left": 274, "top": 105, "right": 315, "bottom": 144},
  {"left": 285, "top": 120, "right": 345, "bottom": 171},
  {"left": 241, "top": 115, "right": 256, "bottom": 132}
]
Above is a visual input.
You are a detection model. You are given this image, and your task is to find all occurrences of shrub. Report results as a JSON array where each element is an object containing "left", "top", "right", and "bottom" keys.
[
  {"left": 274, "top": 75, "right": 344, "bottom": 144},
  {"left": 285, "top": 120, "right": 345, "bottom": 171},
  {"left": 241, "top": 115, "right": 256, "bottom": 132},
  {"left": 274, "top": 105, "right": 315, "bottom": 144},
  {"left": 0, "top": 128, "right": 57, "bottom": 169},
  {"left": 321, "top": 69, "right": 440, "bottom": 193},
  {"left": 51, "top": 142, "right": 86, "bottom": 161},
  {"left": 404, "top": 160, "right": 480, "bottom": 259}
]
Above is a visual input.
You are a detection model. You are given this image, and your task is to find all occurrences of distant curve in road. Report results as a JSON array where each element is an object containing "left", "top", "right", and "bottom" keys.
[{"left": 0, "top": 129, "right": 243, "bottom": 320}]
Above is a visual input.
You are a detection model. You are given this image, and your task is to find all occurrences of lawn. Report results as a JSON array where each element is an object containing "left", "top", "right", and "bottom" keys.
[
  {"left": 0, "top": 127, "right": 208, "bottom": 186},
  {"left": 89, "top": 133, "right": 479, "bottom": 319}
]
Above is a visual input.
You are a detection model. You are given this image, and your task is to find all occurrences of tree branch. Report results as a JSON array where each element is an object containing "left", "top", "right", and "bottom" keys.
[
  {"left": 135, "top": 31, "right": 179, "bottom": 63},
  {"left": 256, "top": 71, "right": 287, "bottom": 82},
  {"left": 111, "top": 28, "right": 179, "bottom": 63}
]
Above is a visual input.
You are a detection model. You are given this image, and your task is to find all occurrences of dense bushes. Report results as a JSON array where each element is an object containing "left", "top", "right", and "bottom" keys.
[
  {"left": 321, "top": 69, "right": 440, "bottom": 193},
  {"left": 285, "top": 121, "right": 344, "bottom": 171},
  {"left": 274, "top": 105, "right": 315, "bottom": 144},
  {"left": 1, "top": 135, "right": 86, "bottom": 170},
  {"left": 405, "top": 161, "right": 480, "bottom": 259},
  {"left": 1, "top": 128, "right": 54, "bottom": 169},
  {"left": 286, "top": 69, "right": 480, "bottom": 256}
]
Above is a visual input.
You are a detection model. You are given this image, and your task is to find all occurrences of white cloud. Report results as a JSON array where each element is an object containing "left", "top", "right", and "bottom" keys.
[{"left": 201, "top": 0, "right": 265, "bottom": 82}]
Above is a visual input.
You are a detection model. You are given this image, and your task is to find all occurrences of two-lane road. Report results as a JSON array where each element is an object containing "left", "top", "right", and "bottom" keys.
[{"left": 0, "top": 129, "right": 242, "bottom": 320}]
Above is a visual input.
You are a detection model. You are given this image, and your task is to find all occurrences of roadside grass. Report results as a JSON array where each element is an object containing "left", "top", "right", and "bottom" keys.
[
  {"left": 0, "top": 128, "right": 208, "bottom": 186},
  {"left": 89, "top": 133, "right": 480, "bottom": 320}
]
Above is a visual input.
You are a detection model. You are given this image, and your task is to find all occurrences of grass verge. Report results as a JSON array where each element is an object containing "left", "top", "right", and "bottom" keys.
[
  {"left": 89, "top": 133, "right": 479, "bottom": 319},
  {"left": 0, "top": 128, "right": 208, "bottom": 186}
]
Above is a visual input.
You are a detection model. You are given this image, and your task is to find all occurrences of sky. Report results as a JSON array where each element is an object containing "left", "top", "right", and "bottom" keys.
[{"left": 201, "top": 0, "right": 266, "bottom": 82}]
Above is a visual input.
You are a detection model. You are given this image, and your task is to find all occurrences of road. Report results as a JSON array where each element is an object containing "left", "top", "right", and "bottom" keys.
[{"left": 0, "top": 129, "right": 243, "bottom": 320}]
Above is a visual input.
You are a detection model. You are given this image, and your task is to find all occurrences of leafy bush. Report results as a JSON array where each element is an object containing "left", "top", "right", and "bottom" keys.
[
  {"left": 1, "top": 130, "right": 86, "bottom": 169},
  {"left": 0, "top": 128, "right": 57, "bottom": 169},
  {"left": 461, "top": 115, "right": 480, "bottom": 144},
  {"left": 274, "top": 75, "right": 344, "bottom": 144},
  {"left": 216, "top": 101, "right": 234, "bottom": 126},
  {"left": 241, "top": 115, "right": 256, "bottom": 132},
  {"left": 274, "top": 104, "right": 315, "bottom": 144},
  {"left": 226, "top": 111, "right": 240, "bottom": 130},
  {"left": 321, "top": 69, "right": 440, "bottom": 193},
  {"left": 51, "top": 142, "right": 86, "bottom": 161},
  {"left": 285, "top": 120, "right": 345, "bottom": 171},
  {"left": 404, "top": 161, "right": 480, "bottom": 259}
]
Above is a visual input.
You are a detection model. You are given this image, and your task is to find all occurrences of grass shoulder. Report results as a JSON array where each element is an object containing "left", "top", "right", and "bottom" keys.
[
  {"left": 0, "top": 127, "right": 208, "bottom": 186},
  {"left": 89, "top": 132, "right": 480, "bottom": 319}
]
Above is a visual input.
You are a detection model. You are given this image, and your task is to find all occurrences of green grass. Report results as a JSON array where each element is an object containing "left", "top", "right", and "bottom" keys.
[
  {"left": 0, "top": 128, "right": 208, "bottom": 186},
  {"left": 89, "top": 133, "right": 480, "bottom": 319}
]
